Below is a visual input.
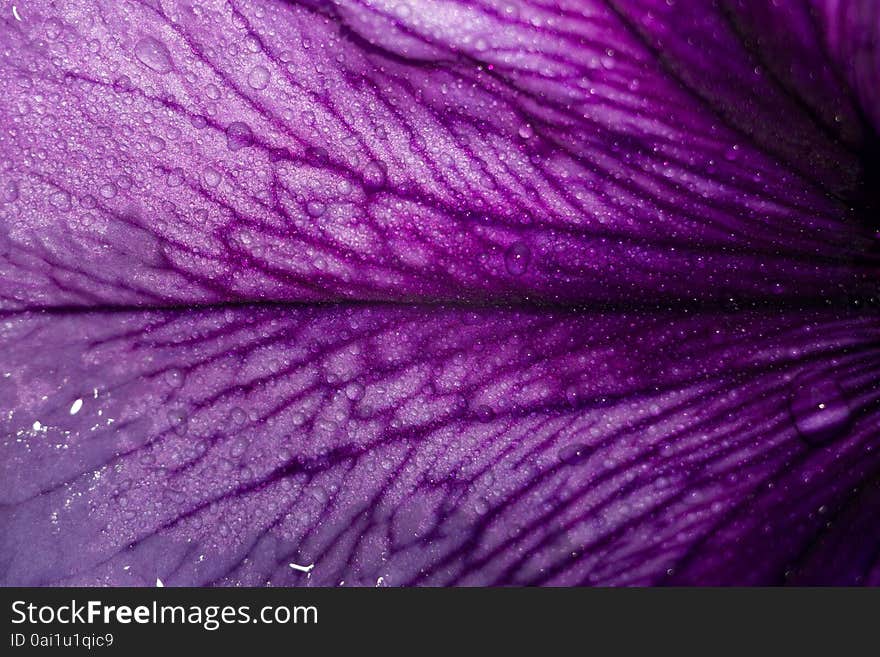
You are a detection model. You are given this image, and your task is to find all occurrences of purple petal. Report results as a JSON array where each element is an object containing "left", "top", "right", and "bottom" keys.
[
  {"left": 1, "top": 307, "right": 878, "bottom": 585},
  {"left": 1, "top": 0, "right": 879, "bottom": 587},
  {"left": 0, "top": 0, "right": 876, "bottom": 308}
]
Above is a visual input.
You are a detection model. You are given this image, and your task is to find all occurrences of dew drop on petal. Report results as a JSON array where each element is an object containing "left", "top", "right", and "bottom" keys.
[
  {"left": 164, "top": 367, "right": 184, "bottom": 388},
  {"left": 247, "top": 65, "right": 270, "bottom": 90},
  {"left": 363, "top": 161, "right": 388, "bottom": 190},
  {"left": 789, "top": 377, "right": 851, "bottom": 446},
  {"left": 504, "top": 241, "right": 531, "bottom": 276},
  {"left": 306, "top": 146, "right": 329, "bottom": 164},
  {"left": 306, "top": 201, "right": 326, "bottom": 217},
  {"left": 114, "top": 75, "right": 134, "bottom": 92},
  {"left": 558, "top": 443, "right": 592, "bottom": 465},
  {"left": 225, "top": 121, "right": 254, "bottom": 151},
  {"left": 229, "top": 407, "right": 248, "bottom": 426},
  {"left": 44, "top": 18, "right": 62, "bottom": 41},
  {"left": 202, "top": 167, "right": 221, "bottom": 187},
  {"left": 167, "top": 408, "right": 189, "bottom": 436},
  {"left": 3, "top": 180, "right": 19, "bottom": 203},
  {"left": 50, "top": 191, "right": 71, "bottom": 211},
  {"left": 166, "top": 168, "right": 184, "bottom": 187},
  {"left": 134, "top": 36, "right": 173, "bottom": 74},
  {"left": 518, "top": 123, "right": 534, "bottom": 139},
  {"left": 476, "top": 404, "right": 495, "bottom": 422},
  {"left": 344, "top": 382, "right": 365, "bottom": 401}
]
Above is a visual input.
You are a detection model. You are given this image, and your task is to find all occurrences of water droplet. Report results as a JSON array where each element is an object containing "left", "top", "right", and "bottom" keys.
[
  {"left": 44, "top": 18, "right": 62, "bottom": 41},
  {"left": 202, "top": 167, "right": 221, "bottom": 187},
  {"left": 113, "top": 75, "right": 134, "bottom": 92},
  {"left": 363, "top": 161, "right": 387, "bottom": 190},
  {"left": 50, "top": 191, "right": 71, "bottom": 211},
  {"left": 167, "top": 409, "right": 188, "bottom": 436},
  {"left": 789, "top": 377, "right": 851, "bottom": 446},
  {"left": 134, "top": 36, "right": 173, "bottom": 74},
  {"left": 247, "top": 65, "right": 270, "bottom": 90},
  {"left": 225, "top": 121, "right": 254, "bottom": 151},
  {"left": 344, "top": 382, "right": 365, "bottom": 401},
  {"left": 518, "top": 123, "right": 534, "bottom": 139},
  {"left": 558, "top": 443, "right": 592, "bottom": 465},
  {"left": 306, "top": 200, "right": 326, "bottom": 217},
  {"left": 504, "top": 241, "right": 531, "bottom": 276},
  {"left": 69, "top": 399, "right": 83, "bottom": 415},
  {"left": 166, "top": 168, "right": 184, "bottom": 187},
  {"left": 164, "top": 368, "right": 184, "bottom": 388},
  {"left": 228, "top": 407, "right": 247, "bottom": 426},
  {"left": 99, "top": 182, "right": 116, "bottom": 199},
  {"left": 230, "top": 438, "right": 247, "bottom": 458},
  {"left": 3, "top": 180, "right": 19, "bottom": 203},
  {"left": 476, "top": 404, "right": 495, "bottom": 422},
  {"left": 306, "top": 146, "right": 330, "bottom": 164}
]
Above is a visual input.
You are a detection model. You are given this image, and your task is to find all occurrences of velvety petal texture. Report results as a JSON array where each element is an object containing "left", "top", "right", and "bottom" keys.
[
  {"left": 1, "top": 307, "right": 878, "bottom": 585},
  {"left": 0, "top": 0, "right": 877, "bottom": 308},
  {"left": 1, "top": 0, "right": 879, "bottom": 587}
]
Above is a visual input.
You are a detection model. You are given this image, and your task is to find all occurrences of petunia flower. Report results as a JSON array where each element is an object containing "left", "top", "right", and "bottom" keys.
[{"left": 0, "top": 0, "right": 878, "bottom": 585}]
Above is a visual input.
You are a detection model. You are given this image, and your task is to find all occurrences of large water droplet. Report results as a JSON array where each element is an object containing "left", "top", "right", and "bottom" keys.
[
  {"left": 202, "top": 167, "right": 221, "bottom": 188},
  {"left": 306, "top": 201, "right": 326, "bottom": 217},
  {"left": 558, "top": 443, "right": 593, "bottom": 465},
  {"left": 134, "top": 36, "right": 173, "bottom": 74},
  {"left": 50, "top": 191, "right": 71, "bottom": 211},
  {"left": 504, "top": 241, "right": 531, "bottom": 276},
  {"left": 167, "top": 408, "right": 189, "bottom": 436},
  {"left": 344, "top": 382, "right": 365, "bottom": 401},
  {"left": 228, "top": 407, "right": 248, "bottom": 426},
  {"left": 3, "top": 180, "right": 19, "bottom": 203},
  {"left": 247, "top": 65, "right": 270, "bottom": 90},
  {"left": 363, "top": 161, "right": 387, "bottom": 190},
  {"left": 166, "top": 168, "right": 184, "bottom": 187},
  {"left": 164, "top": 367, "right": 184, "bottom": 388},
  {"left": 476, "top": 404, "right": 495, "bottom": 422},
  {"left": 306, "top": 146, "right": 329, "bottom": 164},
  {"left": 225, "top": 121, "right": 254, "bottom": 151},
  {"left": 789, "top": 377, "right": 851, "bottom": 446},
  {"left": 44, "top": 18, "right": 62, "bottom": 41}
]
